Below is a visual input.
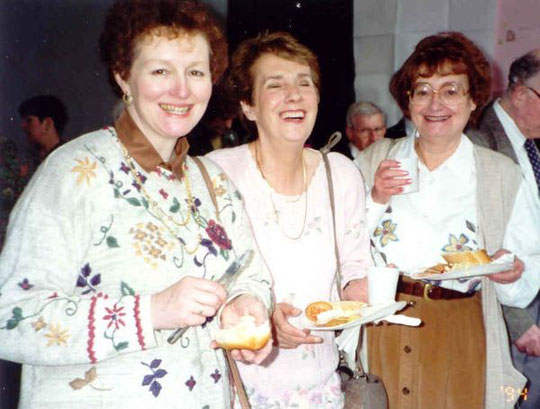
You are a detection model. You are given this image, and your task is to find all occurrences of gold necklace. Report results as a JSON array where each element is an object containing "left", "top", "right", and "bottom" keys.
[
  {"left": 254, "top": 142, "right": 308, "bottom": 240},
  {"left": 119, "top": 141, "right": 200, "bottom": 254}
]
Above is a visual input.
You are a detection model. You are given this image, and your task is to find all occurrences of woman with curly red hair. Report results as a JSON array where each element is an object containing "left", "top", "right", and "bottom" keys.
[
  {"left": 0, "top": 1, "right": 272, "bottom": 408},
  {"left": 357, "top": 32, "right": 539, "bottom": 409}
]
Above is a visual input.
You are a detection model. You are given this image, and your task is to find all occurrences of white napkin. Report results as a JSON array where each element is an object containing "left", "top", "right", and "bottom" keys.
[
  {"left": 335, "top": 326, "right": 361, "bottom": 369},
  {"left": 373, "top": 314, "right": 422, "bottom": 326},
  {"left": 335, "top": 314, "right": 422, "bottom": 368},
  {"left": 491, "top": 252, "right": 515, "bottom": 265}
]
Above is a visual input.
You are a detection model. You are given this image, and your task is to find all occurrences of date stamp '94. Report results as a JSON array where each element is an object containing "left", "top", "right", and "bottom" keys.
[{"left": 501, "top": 386, "right": 528, "bottom": 402}]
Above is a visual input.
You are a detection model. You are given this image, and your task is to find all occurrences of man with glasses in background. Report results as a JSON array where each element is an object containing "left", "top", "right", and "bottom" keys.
[
  {"left": 345, "top": 101, "right": 386, "bottom": 162},
  {"left": 474, "top": 49, "right": 540, "bottom": 409}
]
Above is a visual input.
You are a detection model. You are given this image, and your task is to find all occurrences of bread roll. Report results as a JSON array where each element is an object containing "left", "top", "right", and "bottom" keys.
[
  {"left": 442, "top": 249, "right": 491, "bottom": 266},
  {"left": 214, "top": 315, "right": 271, "bottom": 350}
]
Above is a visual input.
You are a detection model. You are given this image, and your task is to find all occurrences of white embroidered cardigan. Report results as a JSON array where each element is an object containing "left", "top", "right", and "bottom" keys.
[{"left": 0, "top": 127, "right": 272, "bottom": 409}]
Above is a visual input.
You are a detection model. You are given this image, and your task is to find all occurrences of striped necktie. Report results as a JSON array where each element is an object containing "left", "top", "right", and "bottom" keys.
[{"left": 524, "top": 138, "right": 540, "bottom": 191}]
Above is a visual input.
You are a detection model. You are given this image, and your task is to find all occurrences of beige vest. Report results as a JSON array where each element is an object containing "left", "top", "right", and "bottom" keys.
[{"left": 357, "top": 137, "right": 526, "bottom": 409}]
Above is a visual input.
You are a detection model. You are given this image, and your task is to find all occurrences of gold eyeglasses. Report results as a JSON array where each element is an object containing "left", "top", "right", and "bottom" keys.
[{"left": 408, "top": 82, "right": 470, "bottom": 106}]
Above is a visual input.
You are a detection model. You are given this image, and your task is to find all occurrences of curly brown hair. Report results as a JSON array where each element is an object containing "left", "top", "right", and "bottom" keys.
[
  {"left": 99, "top": 0, "right": 228, "bottom": 98},
  {"left": 389, "top": 31, "right": 492, "bottom": 126},
  {"left": 228, "top": 31, "right": 321, "bottom": 106}
]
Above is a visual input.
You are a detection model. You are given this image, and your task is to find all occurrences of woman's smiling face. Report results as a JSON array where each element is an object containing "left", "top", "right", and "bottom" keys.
[
  {"left": 115, "top": 31, "right": 212, "bottom": 151},
  {"left": 241, "top": 53, "right": 319, "bottom": 145},
  {"left": 409, "top": 71, "right": 476, "bottom": 144}
]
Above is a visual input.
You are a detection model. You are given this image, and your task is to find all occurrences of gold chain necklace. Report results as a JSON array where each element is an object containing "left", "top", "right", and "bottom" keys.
[
  {"left": 119, "top": 141, "right": 200, "bottom": 254},
  {"left": 254, "top": 142, "right": 308, "bottom": 240}
]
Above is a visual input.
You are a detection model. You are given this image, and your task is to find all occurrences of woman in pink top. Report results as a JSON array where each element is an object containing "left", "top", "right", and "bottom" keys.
[{"left": 207, "top": 32, "right": 373, "bottom": 408}]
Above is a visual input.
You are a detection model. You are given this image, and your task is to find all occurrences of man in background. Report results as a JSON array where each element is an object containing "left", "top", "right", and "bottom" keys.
[
  {"left": 345, "top": 101, "right": 386, "bottom": 160},
  {"left": 474, "top": 49, "right": 540, "bottom": 409},
  {"left": 18, "top": 94, "right": 68, "bottom": 161}
]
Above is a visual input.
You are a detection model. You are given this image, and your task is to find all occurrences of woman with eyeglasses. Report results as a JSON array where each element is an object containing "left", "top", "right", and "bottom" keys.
[{"left": 357, "top": 32, "right": 540, "bottom": 409}]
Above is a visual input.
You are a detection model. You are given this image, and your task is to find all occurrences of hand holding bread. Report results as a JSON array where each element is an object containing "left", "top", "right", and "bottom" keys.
[{"left": 212, "top": 294, "right": 272, "bottom": 364}]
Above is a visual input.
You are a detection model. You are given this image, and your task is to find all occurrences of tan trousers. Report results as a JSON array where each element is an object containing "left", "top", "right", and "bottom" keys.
[{"left": 367, "top": 291, "right": 485, "bottom": 409}]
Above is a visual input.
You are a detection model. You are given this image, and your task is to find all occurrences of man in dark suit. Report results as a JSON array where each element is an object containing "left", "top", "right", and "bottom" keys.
[{"left": 474, "top": 49, "right": 540, "bottom": 409}]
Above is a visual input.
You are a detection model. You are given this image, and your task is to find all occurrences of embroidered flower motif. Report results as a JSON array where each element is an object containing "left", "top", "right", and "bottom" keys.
[
  {"left": 214, "top": 185, "right": 225, "bottom": 197},
  {"left": 45, "top": 322, "right": 69, "bottom": 346},
  {"left": 76, "top": 263, "right": 101, "bottom": 295},
  {"left": 71, "top": 157, "right": 97, "bottom": 185},
  {"left": 158, "top": 189, "right": 168, "bottom": 199},
  {"left": 374, "top": 219, "right": 398, "bottom": 247},
  {"left": 18, "top": 278, "right": 33, "bottom": 290},
  {"left": 69, "top": 366, "right": 97, "bottom": 390},
  {"left": 31, "top": 316, "right": 46, "bottom": 332},
  {"left": 205, "top": 220, "right": 232, "bottom": 250},
  {"left": 189, "top": 197, "right": 202, "bottom": 213},
  {"left": 210, "top": 369, "right": 221, "bottom": 383},
  {"left": 141, "top": 359, "right": 168, "bottom": 398},
  {"left": 130, "top": 223, "right": 176, "bottom": 269},
  {"left": 442, "top": 233, "right": 473, "bottom": 253},
  {"left": 103, "top": 305, "right": 126, "bottom": 329},
  {"left": 185, "top": 375, "right": 196, "bottom": 391},
  {"left": 119, "top": 162, "right": 129, "bottom": 174}
]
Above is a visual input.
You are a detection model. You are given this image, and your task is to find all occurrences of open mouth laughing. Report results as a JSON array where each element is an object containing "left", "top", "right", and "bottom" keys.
[{"left": 280, "top": 110, "right": 306, "bottom": 121}]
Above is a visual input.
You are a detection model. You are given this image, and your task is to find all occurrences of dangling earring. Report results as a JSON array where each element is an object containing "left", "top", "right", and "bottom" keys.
[{"left": 122, "top": 91, "right": 133, "bottom": 105}]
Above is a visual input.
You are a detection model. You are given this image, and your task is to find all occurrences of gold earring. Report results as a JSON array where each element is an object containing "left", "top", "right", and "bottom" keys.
[{"left": 122, "top": 91, "right": 133, "bottom": 105}]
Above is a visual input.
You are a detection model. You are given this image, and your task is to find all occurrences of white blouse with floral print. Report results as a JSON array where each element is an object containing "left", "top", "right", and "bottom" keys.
[{"left": 366, "top": 134, "right": 540, "bottom": 303}]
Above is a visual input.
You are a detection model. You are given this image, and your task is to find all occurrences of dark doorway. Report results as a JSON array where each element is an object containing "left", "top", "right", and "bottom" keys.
[{"left": 226, "top": 0, "right": 355, "bottom": 154}]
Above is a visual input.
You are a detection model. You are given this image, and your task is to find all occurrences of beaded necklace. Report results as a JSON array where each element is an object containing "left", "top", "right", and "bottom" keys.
[{"left": 119, "top": 141, "right": 201, "bottom": 254}]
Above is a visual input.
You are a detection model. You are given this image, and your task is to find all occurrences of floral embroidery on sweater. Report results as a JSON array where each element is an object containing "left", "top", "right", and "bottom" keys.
[
  {"left": 129, "top": 222, "right": 177, "bottom": 269},
  {"left": 76, "top": 263, "right": 102, "bottom": 295},
  {"left": 71, "top": 157, "right": 98, "bottom": 185},
  {"left": 44, "top": 322, "right": 69, "bottom": 346},
  {"left": 141, "top": 359, "right": 168, "bottom": 397},
  {"left": 1, "top": 292, "right": 78, "bottom": 331},
  {"left": 69, "top": 366, "right": 112, "bottom": 391}
]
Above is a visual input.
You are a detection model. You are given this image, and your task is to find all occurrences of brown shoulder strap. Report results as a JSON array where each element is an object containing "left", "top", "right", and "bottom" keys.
[
  {"left": 191, "top": 156, "right": 250, "bottom": 408},
  {"left": 192, "top": 156, "right": 222, "bottom": 223},
  {"left": 225, "top": 350, "right": 251, "bottom": 409}
]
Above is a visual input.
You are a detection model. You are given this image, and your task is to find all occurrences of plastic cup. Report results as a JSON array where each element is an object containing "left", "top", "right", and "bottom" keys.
[
  {"left": 367, "top": 266, "right": 400, "bottom": 305},
  {"left": 397, "top": 157, "right": 419, "bottom": 194}
]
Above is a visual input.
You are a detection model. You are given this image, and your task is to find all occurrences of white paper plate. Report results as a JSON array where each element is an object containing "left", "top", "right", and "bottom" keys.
[
  {"left": 294, "top": 301, "right": 407, "bottom": 331},
  {"left": 412, "top": 262, "right": 513, "bottom": 281}
]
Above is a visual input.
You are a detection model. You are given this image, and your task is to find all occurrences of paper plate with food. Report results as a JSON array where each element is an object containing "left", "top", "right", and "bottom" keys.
[
  {"left": 412, "top": 250, "right": 514, "bottom": 281},
  {"left": 298, "top": 300, "right": 407, "bottom": 331}
]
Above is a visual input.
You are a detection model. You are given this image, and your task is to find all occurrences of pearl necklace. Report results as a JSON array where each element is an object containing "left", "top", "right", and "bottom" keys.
[
  {"left": 119, "top": 141, "right": 201, "bottom": 254},
  {"left": 254, "top": 142, "right": 308, "bottom": 240}
]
